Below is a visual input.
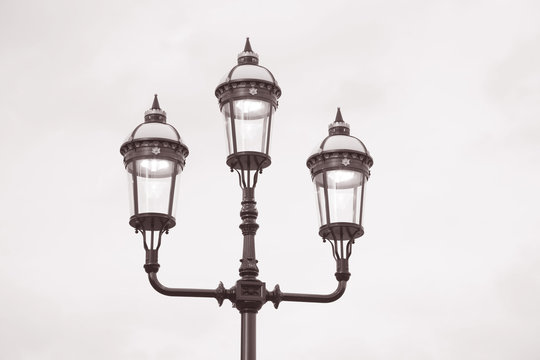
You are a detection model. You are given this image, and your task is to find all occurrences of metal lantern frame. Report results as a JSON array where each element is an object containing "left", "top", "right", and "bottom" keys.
[
  {"left": 215, "top": 38, "right": 281, "bottom": 176},
  {"left": 120, "top": 95, "right": 189, "bottom": 234},
  {"left": 120, "top": 40, "right": 374, "bottom": 360}
]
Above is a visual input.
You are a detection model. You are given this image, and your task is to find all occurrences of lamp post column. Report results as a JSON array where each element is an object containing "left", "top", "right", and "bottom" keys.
[
  {"left": 241, "top": 312, "right": 257, "bottom": 360},
  {"left": 238, "top": 186, "right": 262, "bottom": 360},
  {"left": 239, "top": 187, "right": 259, "bottom": 277}
]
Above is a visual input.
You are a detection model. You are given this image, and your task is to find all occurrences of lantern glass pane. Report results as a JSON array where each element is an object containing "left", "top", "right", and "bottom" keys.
[
  {"left": 316, "top": 170, "right": 364, "bottom": 224},
  {"left": 127, "top": 159, "right": 180, "bottom": 216},
  {"left": 231, "top": 99, "right": 271, "bottom": 153},
  {"left": 222, "top": 104, "right": 234, "bottom": 154},
  {"left": 127, "top": 171, "right": 135, "bottom": 216},
  {"left": 171, "top": 168, "right": 181, "bottom": 218},
  {"left": 266, "top": 107, "right": 275, "bottom": 154},
  {"left": 314, "top": 173, "right": 328, "bottom": 226}
]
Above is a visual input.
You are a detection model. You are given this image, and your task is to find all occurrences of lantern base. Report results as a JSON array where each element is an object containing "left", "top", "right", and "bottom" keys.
[
  {"left": 319, "top": 223, "right": 364, "bottom": 241},
  {"left": 129, "top": 213, "right": 176, "bottom": 232},
  {"left": 227, "top": 152, "right": 271, "bottom": 171}
]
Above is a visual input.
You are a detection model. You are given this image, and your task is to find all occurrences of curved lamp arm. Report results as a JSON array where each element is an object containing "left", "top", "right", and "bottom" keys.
[
  {"left": 144, "top": 249, "right": 233, "bottom": 306},
  {"left": 266, "top": 256, "right": 351, "bottom": 308},
  {"left": 147, "top": 272, "right": 229, "bottom": 301},
  {"left": 267, "top": 280, "right": 347, "bottom": 308}
]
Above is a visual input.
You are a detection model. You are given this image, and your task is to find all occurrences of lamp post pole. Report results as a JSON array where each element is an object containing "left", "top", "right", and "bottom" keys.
[{"left": 120, "top": 39, "right": 374, "bottom": 360}]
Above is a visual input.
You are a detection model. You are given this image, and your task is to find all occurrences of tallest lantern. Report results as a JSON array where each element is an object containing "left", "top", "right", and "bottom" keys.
[{"left": 215, "top": 38, "right": 282, "bottom": 171}]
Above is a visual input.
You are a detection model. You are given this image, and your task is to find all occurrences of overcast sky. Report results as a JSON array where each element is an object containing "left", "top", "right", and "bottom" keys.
[{"left": 1, "top": 0, "right": 539, "bottom": 359}]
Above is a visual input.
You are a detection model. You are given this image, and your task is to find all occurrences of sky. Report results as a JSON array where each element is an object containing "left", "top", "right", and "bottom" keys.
[{"left": 1, "top": 0, "right": 539, "bottom": 359}]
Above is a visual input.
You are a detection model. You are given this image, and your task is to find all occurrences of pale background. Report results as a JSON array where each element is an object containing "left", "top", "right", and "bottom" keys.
[{"left": 1, "top": 0, "right": 539, "bottom": 359}]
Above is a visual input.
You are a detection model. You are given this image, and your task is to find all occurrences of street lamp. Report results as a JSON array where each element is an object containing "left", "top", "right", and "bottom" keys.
[{"left": 120, "top": 39, "right": 373, "bottom": 360}]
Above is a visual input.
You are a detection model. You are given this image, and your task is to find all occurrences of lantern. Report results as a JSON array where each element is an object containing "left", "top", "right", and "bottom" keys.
[
  {"left": 120, "top": 95, "right": 189, "bottom": 232},
  {"left": 215, "top": 38, "right": 281, "bottom": 171},
  {"left": 307, "top": 108, "right": 373, "bottom": 242}
]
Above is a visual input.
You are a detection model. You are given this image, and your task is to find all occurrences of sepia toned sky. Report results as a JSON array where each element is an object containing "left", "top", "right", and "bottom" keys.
[{"left": 1, "top": 0, "right": 539, "bottom": 359}]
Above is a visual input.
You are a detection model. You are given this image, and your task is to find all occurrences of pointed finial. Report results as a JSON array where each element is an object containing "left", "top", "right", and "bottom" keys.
[
  {"left": 238, "top": 37, "right": 259, "bottom": 64},
  {"left": 244, "top": 37, "right": 253, "bottom": 52},
  {"left": 144, "top": 94, "right": 167, "bottom": 123},
  {"left": 151, "top": 94, "right": 161, "bottom": 110},
  {"left": 328, "top": 107, "right": 350, "bottom": 135},
  {"left": 335, "top": 107, "right": 344, "bottom": 123}
]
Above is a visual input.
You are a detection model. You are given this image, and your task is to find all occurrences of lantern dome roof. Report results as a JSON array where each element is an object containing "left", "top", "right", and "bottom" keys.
[
  {"left": 311, "top": 108, "right": 371, "bottom": 157},
  {"left": 219, "top": 65, "right": 276, "bottom": 84},
  {"left": 313, "top": 135, "right": 369, "bottom": 155},
  {"left": 126, "top": 122, "right": 182, "bottom": 142}
]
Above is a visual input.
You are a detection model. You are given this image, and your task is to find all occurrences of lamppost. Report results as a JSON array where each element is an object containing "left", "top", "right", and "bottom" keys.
[{"left": 120, "top": 39, "right": 373, "bottom": 360}]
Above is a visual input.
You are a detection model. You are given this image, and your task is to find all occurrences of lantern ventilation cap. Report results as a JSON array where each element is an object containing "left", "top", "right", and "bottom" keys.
[
  {"left": 144, "top": 94, "right": 167, "bottom": 123},
  {"left": 237, "top": 37, "right": 259, "bottom": 65},
  {"left": 328, "top": 107, "right": 350, "bottom": 135}
]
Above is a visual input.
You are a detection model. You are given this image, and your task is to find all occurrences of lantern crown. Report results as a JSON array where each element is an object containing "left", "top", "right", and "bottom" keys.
[
  {"left": 121, "top": 95, "right": 188, "bottom": 166},
  {"left": 122, "top": 95, "right": 185, "bottom": 146},
  {"left": 310, "top": 108, "right": 372, "bottom": 161},
  {"left": 216, "top": 39, "right": 281, "bottom": 99}
]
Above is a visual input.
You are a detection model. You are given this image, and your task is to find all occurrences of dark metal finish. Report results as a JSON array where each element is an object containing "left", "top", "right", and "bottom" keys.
[
  {"left": 131, "top": 174, "right": 354, "bottom": 359},
  {"left": 148, "top": 272, "right": 229, "bottom": 303},
  {"left": 217, "top": 85, "right": 280, "bottom": 108},
  {"left": 282, "top": 282, "right": 347, "bottom": 303},
  {"left": 241, "top": 312, "right": 257, "bottom": 360},
  {"left": 319, "top": 223, "right": 363, "bottom": 241},
  {"left": 122, "top": 44, "right": 374, "bottom": 360},
  {"left": 121, "top": 138, "right": 188, "bottom": 168},
  {"left": 227, "top": 152, "right": 271, "bottom": 172},
  {"left": 142, "top": 242, "right": 232, "bottom": 306},
  {"left": 268, "top": 281, "right": 348, "bottom": 307},
  {"left": 307, "top": 152, "right": 372, "bottom": 179},
  {"left": 238, "top": 187, "right": 259, "bottom": 278},
  {"left": 130, "top": 213, "right": 175, "bottom": 232},
  {"left": 131, "top": 185, "right": 355, "bottom": 360}
]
